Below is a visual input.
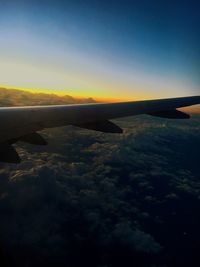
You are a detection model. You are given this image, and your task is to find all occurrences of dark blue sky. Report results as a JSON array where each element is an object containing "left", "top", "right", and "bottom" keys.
[{"left": 0, "top": 0, "right": 199, "bottom": 99}]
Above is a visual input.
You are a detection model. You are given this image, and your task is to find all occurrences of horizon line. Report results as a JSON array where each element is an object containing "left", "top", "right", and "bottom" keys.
[{"left": 0, "top": 84, "right": 199, "bottom": 113}]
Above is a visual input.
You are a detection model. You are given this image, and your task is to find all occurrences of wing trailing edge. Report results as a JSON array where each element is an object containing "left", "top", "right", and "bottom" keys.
[
  {"left": 20, "top": 132, "right": 48, "bottom": 145},
  {"left": 74, "top": 120, "right": 123, "bottom": 133},
  {"left": 148, "top": 109, "right": 191, "bottom": 119},
  {"left": 0, "top": 144, "right": 21, "bottom": 163}
]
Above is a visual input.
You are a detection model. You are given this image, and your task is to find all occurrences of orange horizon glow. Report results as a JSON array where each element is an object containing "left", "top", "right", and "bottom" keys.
[
  {"left": 0, "top": 84, "right": 199, "bottom": 113},
  {"left": 0, "top": 59, "right": 198, "bottom": 104},
  {"left": 0, "top": 84, "right": 146, "bottom": 102}
]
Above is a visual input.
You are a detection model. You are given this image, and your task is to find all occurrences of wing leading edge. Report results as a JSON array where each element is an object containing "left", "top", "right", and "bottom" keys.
[{"left": 0, "top": 95, "right": 199, "bottom": 163}]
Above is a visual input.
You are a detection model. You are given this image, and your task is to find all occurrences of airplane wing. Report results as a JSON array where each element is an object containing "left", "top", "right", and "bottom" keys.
[{"left": 0, "top": 95, "right": 199, "bottom": 163}]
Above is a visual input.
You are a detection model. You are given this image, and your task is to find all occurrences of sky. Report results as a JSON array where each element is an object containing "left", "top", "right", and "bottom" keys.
[{"left": 0, "top": 0, "right": 199, "bottom": 101}]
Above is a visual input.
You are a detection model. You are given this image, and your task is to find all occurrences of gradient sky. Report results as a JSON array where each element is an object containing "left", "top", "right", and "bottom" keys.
[{"left": 0, "top": 0, "right": 199, "bottom": 100}]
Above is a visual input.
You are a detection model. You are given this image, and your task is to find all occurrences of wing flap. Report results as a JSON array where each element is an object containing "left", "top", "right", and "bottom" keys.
[
  {"left": 20, "top": 132, "right": 48, "bottom": 145},
  {"left": 0, "top": 144, "right": 21, "bottom": 163},
  {"left": 74, "top": 120, "right": 123, "bottom": 133},
  {"left": 148, "top": 109, "right": 190, "bottom": 119}
]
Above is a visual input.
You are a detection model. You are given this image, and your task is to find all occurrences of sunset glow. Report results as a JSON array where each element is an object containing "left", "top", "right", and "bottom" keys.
[{"left": 0, "top": 1, "right": 199, "bottom": 103}]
